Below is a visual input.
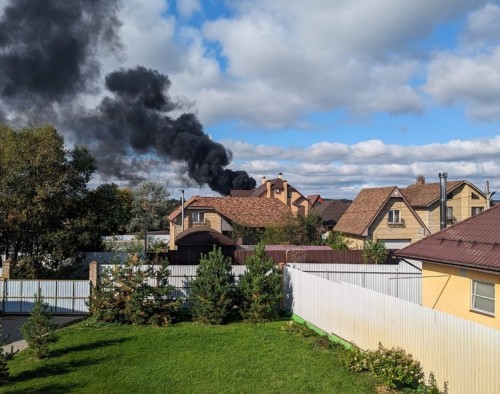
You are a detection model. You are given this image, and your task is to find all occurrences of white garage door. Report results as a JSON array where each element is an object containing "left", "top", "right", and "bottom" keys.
[{"left": 381, "top": 239, "right": 411, "bottom": 250}]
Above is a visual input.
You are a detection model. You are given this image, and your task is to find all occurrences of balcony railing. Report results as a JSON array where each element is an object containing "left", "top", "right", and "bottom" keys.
[{"left": 387, "top": 218, "right": 405, "bottom": 228}]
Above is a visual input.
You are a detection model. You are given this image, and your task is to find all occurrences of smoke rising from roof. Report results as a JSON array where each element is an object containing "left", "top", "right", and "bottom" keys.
[{"left": 0, "top": 0, "right": 256, "bottom": 195}]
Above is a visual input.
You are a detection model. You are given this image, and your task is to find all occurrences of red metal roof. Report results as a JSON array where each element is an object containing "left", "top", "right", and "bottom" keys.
[{"left": 397, "top": 205, "right": 500, "bottom": 273}]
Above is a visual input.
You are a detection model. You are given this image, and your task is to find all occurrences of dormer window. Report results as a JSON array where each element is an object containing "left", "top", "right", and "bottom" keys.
[
  {"left": 388, "top": 210, "right": 400, "bottom": 223},
  {"left": 274, "top": 188, "right": 281, "bottom": 194},
  {"left": 192, "top": 211, "right": 205, "bottom": 224}
]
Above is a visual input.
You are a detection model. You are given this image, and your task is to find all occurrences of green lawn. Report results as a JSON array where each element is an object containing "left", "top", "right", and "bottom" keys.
[{"left": 3, "top": 320, "right": 376, "bottom": 393}]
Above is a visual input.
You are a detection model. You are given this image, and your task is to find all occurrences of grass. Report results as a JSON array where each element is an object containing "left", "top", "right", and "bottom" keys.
[{"left": 2, "top": 319, "right": 377, "bottom": 393}]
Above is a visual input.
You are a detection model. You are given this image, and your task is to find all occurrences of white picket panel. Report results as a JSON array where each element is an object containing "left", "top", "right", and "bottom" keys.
[
  {"left": 284, "top": 266, "right": 500, "bottom": 394},
  {"left": 1, "top": 280, "right": 90, "bottom": 314},
  {"left": 290, "top": 260, "right": 422, "bottom": 304}
]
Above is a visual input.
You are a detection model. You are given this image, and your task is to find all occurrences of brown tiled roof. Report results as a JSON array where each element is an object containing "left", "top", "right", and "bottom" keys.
[
  {"left": 307, "top": 194, "right": 321, "bottom": 205},
  {"left": 169, "top": 196, "right": 291, "bottom": 227},
  {"left": 230, "top": 190, "right": 253, "bottom": 197},
  {"left": 312, "top": 199, "right": 350, "bottom": 224},
  {"left": 397, "top": 205, "right": 500, "bottom": 273},
  {"left": 402, "top": 180, "right": 481, "bottom": 207},
  {"left": 248, "top": 178, "right": 298, "bottom": 197},
  {"left": 176, "top": 226, "right": 235, "bottom": 246},
  {"left": 333, "top": 187, "right": 398, "bottom": 236}
]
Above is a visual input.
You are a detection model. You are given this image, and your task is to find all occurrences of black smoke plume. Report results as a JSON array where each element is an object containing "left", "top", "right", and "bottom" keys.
[
  {"left": 74, "top": 66, "right": 256, "bottom": 195},
  {"left": 0, "top": 0, "right": 256, "bottom": 195}
]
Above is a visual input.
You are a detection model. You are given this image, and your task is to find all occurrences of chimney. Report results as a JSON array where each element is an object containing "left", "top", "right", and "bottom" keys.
[
  {"left": 278, "top": 172, "right": 283, "bottom": 179},
  {"left": 416, "top": 175, "right": 425, "bottom": 185},
  {"left": 439, "top": 172, "right": 447, "bottom": 230},
  {"left": 266, "top": 179, "right": 271, "bottom": 198},
  {"left": 262, "top": 176, "right": 266, "bottom": 185}
]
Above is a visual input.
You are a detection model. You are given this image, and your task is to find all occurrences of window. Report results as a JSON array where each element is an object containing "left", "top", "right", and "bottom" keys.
[
  {"left": 471, "top": 192, "right": 479, "bottom": 200},
  {"left": 447, "top": 207, "right": 455, "bottom": 223},
  {"left": 388, "top": 210, "right": 400, "bottom": 223},
  {"left": 471, "top": 207, "right": 484, "bottom": 216},
  {"left": 192, "top": 211, "right": 205, "bottom": 224},
  {"left": 471, "top": 280, "right": 495, "bottom": 316},
  {"left": 287, "top": 191, "right": 293, "bottom": 199}
]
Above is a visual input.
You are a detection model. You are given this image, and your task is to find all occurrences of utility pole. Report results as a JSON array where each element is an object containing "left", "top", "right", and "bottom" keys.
[
  {"left": 181, "top": 190, "right": 185, "bottom": 232},
  {"left": 485, "top": 180, "right": 496, "bottom": 210}
]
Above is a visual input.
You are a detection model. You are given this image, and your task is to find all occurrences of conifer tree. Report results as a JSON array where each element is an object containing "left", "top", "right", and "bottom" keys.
[
  {"left": 20, "top": 295, "right": 57, "bottom": 359},
  {"left": 238, "top": 243, "right": 283, "bottom": 321},
  {"left": 0, "top": 324, "right": 10, "bottom": 385},
  {"left": 189, "top": 246, "right": 235, "bottom": 324}
]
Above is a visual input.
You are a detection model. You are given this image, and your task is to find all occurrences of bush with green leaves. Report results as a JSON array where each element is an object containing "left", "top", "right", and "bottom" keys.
[
  {"left": 362, "top": 238, "right": 387, "bottom": 264},
  {"left": 238, "top": 243, "right": 282, "bottom": 322},
  {"left": 88, "top": 253, "right": 180, "bottom": 326},
  {"left": 325, "top": 231, "right": 352, "bottom": 250},
  {"left": 342, "top": 342, "right": 424, "bottom": 390},
  {"left": 0, "top": 324, "right": 11, "bottom": 385},
  {"left": 189, "top": 246, "right": 236, "bottom": 324},
  {"left": 20, "top": 295, "right": 57, "bottom": 359}
]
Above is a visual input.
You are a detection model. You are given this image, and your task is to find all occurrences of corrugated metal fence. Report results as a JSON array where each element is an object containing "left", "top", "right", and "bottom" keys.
[
  {"left": 0, "top": 279, "right": 90, "bottom": 314},
  {"left": 284, "top": 266, "right": 500, "bottom": 394},
  {"left": 290, "top": 260, "right": 422, "bottom": 304}
]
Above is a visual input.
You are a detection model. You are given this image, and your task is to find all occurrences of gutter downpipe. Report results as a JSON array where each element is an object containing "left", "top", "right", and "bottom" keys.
[
  {"left": 439, "top": 172, "right": 447, "bottom": 230},
  {"left": 181, "top": 189, "right": 185, "bottom": 232}
]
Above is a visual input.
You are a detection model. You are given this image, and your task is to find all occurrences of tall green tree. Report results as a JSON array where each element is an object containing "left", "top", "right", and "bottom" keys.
[
  {"left": 238, "top": 243, "right": 282, "bottom": 322},
  {"left": 262, "top": 212, "right": 323, "bottom": 245},
  {"left": 127, "top": 180, "right": 176, "bottom": 233},
  {"left": 0, "top": 125, "right": 96, "bottom": 276}
]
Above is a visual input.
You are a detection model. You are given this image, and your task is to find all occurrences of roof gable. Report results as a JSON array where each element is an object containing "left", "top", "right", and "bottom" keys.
[
  {"left": 402, "top": 180, "right": 485, "bottom": 207},
  {"left": 397, "top": 205, "right": 500, "bottom": 273},
  {"left": 169, "top": 196, "right": 291, "bottom": 228}
]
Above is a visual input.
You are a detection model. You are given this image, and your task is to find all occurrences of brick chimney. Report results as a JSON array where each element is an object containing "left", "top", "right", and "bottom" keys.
[
  {"left": 261, "top": 176, "right": 266, "bottom": 185},
  {"left": 416, "top": 175, "right": 425, "bottom": 185}
]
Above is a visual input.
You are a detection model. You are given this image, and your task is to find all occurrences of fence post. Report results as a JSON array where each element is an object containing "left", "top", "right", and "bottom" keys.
[
  {"left": 2, "top": 259, "right": 11, "bottom": 279},
  {"left": 89, "top": 261, "right": 99, "bottom": 287}
]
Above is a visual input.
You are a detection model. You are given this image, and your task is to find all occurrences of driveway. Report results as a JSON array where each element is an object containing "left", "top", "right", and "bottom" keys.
[{"left": 1, "top": 315, "right": 86, "bottom": 353}]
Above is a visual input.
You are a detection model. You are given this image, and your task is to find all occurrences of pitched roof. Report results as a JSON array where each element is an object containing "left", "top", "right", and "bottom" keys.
[
  {"left": 333, "top": 187, "right": 399, "bottom": 236},
  {"left": 307, "top": 194, "right": 321, "bottom": 206},
  {"left": 176, "top": 226, "right": 235, "bottom": 246},
  {"left": 397, "top": 205, "right": 500, "bottom": 273},
  {"left": 168, "top": 196, "right": 291, "bottom": 227},
  {"left": 311, "top": 199, "right": 350, "bottom": 224},
  {"left": 402, "top": 180, "right": 483, "bottom": 207}
]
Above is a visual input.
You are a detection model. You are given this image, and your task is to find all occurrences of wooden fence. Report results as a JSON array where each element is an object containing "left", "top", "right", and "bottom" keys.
[{"left": 284, "top": 266, "right": 500, "bottom": 394}]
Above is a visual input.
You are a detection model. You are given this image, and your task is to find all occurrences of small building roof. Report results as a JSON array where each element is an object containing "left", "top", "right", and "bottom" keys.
[
  {"left": 168, "top": 196, "right": 291, "bottom": 228},
  {"left": 176, "top": 226, "right": 235, "bottom": 246},
  {"left": 402, "top": 180, "right": 484, "bottom": 207},
  {"left": 311, "top": 199, "right": 350, "bottom": 224},
  {"left": 333, "top": 186, "right": 399, "bottom": 236},
  {"left": 397, "top": 205, "right": 500, "bottom": 274}
]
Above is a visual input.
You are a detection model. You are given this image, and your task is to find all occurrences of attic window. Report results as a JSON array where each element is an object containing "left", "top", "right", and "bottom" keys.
[
  {"left": 192, "top": 211, "right": 205, "bottom": 224},
  {"left": 471, "top": 192, "right": 479, "bottom": 200},
  {"left": 274, "top": 189, "right": 281, "bottom": 194},
  {"left": 388, "top": 210, "right": 400, "bottom": 223}
]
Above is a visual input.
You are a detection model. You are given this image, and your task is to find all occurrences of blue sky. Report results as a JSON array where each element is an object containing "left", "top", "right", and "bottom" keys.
[{"left": 6, "top": 0, "right": 499, "bottom": 200}]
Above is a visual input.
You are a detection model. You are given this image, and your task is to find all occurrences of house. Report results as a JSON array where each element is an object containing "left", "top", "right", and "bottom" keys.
[
  {"left": 311, "top": 199, "right": 350, "bottom": 231},
  {"left": 307, "top": 194, "right": 324, "bottom": 208},
  {"left": 334, "top": 176, "right": 488, "bottom": 250},
  {"left": 402, "top": 175, "right": 488, "bottom": 234},
  {"left": 167, "top": 196, "right": 291, "bottom": 252},
  {"left": 396, "top": 205, "right": 500, "bottom": 329},
  {"left": 230, "top": 173, "right": 311, "bottom": 216},
  {"left": 333, "top": 186, "right": 430, "bottom": 250}
]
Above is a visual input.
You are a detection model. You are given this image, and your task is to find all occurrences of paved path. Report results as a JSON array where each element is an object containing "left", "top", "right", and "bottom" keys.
[{"left": 1, "top": 315, "right": 86, "bottom": 354}]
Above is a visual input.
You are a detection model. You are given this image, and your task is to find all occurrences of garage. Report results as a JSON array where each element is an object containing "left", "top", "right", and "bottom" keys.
[{"left": 380, "top": 239, "right": 411, "bottom": 250}]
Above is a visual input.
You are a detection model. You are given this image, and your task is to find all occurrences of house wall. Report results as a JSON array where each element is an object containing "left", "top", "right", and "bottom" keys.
[
  {"left": 422, "top": 262, "right": 500, "bottom": 329},
  {"left": 168, "top": 210, "right": 224, "bottom": 250},
  {"left": 425, "top": 184, "right": 487, "bottom": 234},
  {"left": 368, "top": 198, "right": 425, "bottom": 243}
]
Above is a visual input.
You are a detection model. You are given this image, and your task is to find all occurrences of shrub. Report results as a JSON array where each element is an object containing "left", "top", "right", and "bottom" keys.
[
  {"left": 325, "top": 231, "right": 352, "bottom": 250},
  {"left": 0, "top": 324, "right": 10, "bottom": 385},
  {"left": 88, "top": 253, "right": 180, "bottom": 325},
  {"left": 189, "top": 246, "right": 236, "bottom": 324},
  {"left": 362, "top": 238, "right": 387, "bottom": 264},
  {"left": 20, "top": 295, "right": 57, "bottom": 359},
  {"left": 342, "top": 342, "right": 424, "bottom": 390},
  {"left": 238, "top": 243, "right": 282, "bottom": 322}
]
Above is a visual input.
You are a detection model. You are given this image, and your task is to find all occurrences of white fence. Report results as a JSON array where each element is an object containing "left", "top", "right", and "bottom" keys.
[
  {"left": 99, "top": 265, "right": 247, "bottom": 305},
  {"left": 0, "top": 279, "right": 90, "bottom": 314},
  {"left": 290, "top": 260, "right": 422, "bottom": 304},
  {"left": 284, "top": 266, "right": 500, "bottom": 394}
]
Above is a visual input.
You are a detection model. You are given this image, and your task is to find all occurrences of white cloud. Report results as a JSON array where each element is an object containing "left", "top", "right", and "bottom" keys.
[{"left": 176, "top": 0, "right": 201, "bottom": 19}]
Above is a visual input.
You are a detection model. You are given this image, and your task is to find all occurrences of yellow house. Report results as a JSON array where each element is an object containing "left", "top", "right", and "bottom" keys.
[
  {"left": 167, "top": 196, "right": 291, "bottom": 251},
  {"left": 230, "top": 173, "right": 311, "bottom": 216},
  {"left": 397, "top": 205, "right": 500, "bottom": 329},
  {"left": 334, "top": 186, "right": 430, "bottom": 250},
  {"left": 402, "top": 176, "right": 488, "bottom": 234}
]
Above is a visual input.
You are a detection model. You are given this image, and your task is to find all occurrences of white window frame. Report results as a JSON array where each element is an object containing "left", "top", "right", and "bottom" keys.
[
  {"left": 471, "top": 280, "right": 495, "bottom": 316},
  {"left": 388, "top": 210, "right": 400, "bottom": 224},
  {"left": 192, "top": 211, "right": 205, "bottom": 224},
  {"left": 471, "top": 207, "right": 484, "bottom": 216}
]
